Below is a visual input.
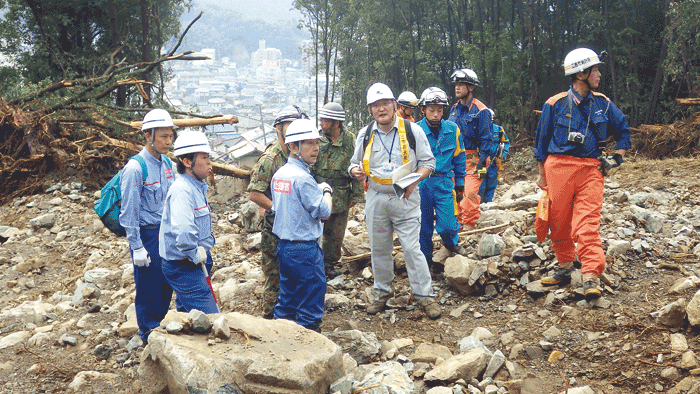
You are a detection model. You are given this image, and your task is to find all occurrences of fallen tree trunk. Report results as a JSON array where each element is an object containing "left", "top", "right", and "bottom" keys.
[
  {"left": 676, "top": 98, "right": 700, "bottom": 106},
  {"left": 125, "top": 114, "right": 239, "bottom": 130},
  {"left": 342, "top": 222, "right": 511, "bottom": 264},
  {"left": 97, "top": 132, "right": 250, "bottom": 178}
]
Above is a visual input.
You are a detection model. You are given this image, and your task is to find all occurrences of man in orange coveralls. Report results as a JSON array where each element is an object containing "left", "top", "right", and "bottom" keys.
[
  {"left": 534, "top": 47, "right": 631, "bottom": 300},
  {"left": 447, "top": 68, "right": 495, "bottom": 231}
]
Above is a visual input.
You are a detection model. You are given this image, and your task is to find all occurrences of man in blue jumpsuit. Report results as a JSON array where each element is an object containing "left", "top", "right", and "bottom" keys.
[
  {"left": 271, "top": 119, "right": 332, "bottom": 331},
  {"left": 119, "top": 108, "right": 175, "bottom": 344},
  {"left": 160, "top": 130, "right": 219, "bottom": 314},
  {"left": 478, "top": 123, "right": 510, "bottom": 203},
  {"left": 448, "top": 68, "right": 496, "bottom": 229},
  {"left": 416, "top": 87, "right": 468, "bottom": 272}
]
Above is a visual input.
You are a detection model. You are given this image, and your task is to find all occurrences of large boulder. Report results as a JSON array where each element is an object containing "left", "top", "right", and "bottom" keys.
[{"left": 139, "top": 312, "right": 343, "bottom": 394}]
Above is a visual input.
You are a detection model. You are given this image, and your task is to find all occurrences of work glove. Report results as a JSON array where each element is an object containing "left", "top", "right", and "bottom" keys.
[
  {"left": 612, "top": 153, "right": 624, "bottom": 166},
  {"left": 475, "top": 158, "right": 488, "bottom": 180},
  {"left": 196, "top": 246, "right": 207, "bottom": 264},
  {"left": 318, "top": 182, "right": 333, "bottom": 195},
  {"left": 132, "top": 247, "right": 150, "bottom": 268},
  {"left": 454, "top": 185, "right": 464, "bottom": 203},
  {"left": 598, "top": 153, "right": 624, "bottom": 176}
]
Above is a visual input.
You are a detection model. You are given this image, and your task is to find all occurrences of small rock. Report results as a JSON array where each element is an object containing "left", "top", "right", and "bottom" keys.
[{"left": 187, "top": 309, "right": 212, "bottom": 333}]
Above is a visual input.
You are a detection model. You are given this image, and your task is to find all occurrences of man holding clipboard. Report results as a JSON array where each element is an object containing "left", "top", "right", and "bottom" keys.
[{"left": 348, "top": 82, "right": 441, "bottom": 319}]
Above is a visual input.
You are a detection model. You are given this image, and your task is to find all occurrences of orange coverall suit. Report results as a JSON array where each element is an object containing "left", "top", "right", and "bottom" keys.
[
  {"left": 448, "top": 98, "right": 494, "bottom": 227},
  {"left": 534, "top": 88, "right": 632, "bottom": 276}
]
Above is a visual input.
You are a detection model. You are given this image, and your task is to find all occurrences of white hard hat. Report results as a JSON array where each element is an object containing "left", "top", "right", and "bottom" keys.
[
  {"left": 397, "top": 91, "right": 419, "bottom": 108},
  {"left": 141, "top": 109, "right": 175, "bottom": 131},
  {"left": 450, "top": 68, "right": 479, "bottom": 86},
  {"left": 420, "top": 87, "right": 449, "bottom": 107},
  {"left": 274, "top": 105, "right": 308, "bottom": 126},
  {"left": 366, "top": 82, "right": 395, "bottom": 105},
  {"left": 563, "top": 48, "right": 603, "bottom": 76},
  {"left": 318, "top": 102, "right": 345, "bottom": 121},
  {"left": 284, "top": 119, "right": 322, "bottom": 144},
  {"left": 173, "top": 130, "right": 213, "bottom": 157}
]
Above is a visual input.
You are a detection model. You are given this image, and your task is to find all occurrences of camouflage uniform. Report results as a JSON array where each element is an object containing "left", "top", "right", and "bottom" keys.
[
  {"left": 312, "top": 129, "right": 365, "bottom": 268},
  {"left": 247, "top": 141, "right": 288, "bottom": 318}
]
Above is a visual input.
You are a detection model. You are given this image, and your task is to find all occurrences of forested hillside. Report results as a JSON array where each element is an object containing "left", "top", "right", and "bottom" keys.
[{"left": 295, "top": 0, "right": 700, "bottom": 135}]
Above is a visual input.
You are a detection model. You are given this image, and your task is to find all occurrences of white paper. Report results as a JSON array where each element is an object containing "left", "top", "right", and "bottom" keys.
[{"left": 391, "top": 161, "right": 421, "bottom": 198}]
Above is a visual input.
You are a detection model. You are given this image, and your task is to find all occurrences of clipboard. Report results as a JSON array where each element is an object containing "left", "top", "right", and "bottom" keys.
[{"left": 391, "top": 161, "right": 421, "bottom": 198}]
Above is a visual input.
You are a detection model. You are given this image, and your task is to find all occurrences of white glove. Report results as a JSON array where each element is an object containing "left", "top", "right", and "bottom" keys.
[
  {"left": 318, "top": 182, "right": 333, "bottom": 195},
  {"left": 132, "top": 247, "right": 150, "bottom": 267},
  {"left": 196, "top": 246, "right": 207, "bottom": 264}
]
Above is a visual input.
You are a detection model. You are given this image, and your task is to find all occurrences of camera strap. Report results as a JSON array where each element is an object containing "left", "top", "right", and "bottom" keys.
[{"left": 567, "top": 88, "right": 593, "bottom": 143}]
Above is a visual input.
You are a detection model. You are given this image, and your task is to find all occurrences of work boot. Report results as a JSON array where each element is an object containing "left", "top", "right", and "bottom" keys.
[
  {"left": 541, "top": 267, "right": 574, "bottom": 286},
  {"left": 325, "top": 264, "right": 341, "bottom": 279},
  {"left": 429, "top": 260, "right": 444, "bottom": 274},
  {"left": 541, "top": 261, "right": 576, "bottom": 286},
  {"left": 445, "top": 243, "right": 468, "bottom": 257},
  {"left": 367, "top": 291, "right": 394, "bottom": 315},
  {"left": 418, "top": 297, "right": 441, "bottom": 319},
  {"left": 582, "top": 273, "right": 602, "bottom": 301}
]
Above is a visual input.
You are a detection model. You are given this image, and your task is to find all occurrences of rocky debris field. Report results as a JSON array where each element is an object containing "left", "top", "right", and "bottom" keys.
[{"left": 0, "top": 156, "right": 700, "bottom": 394}]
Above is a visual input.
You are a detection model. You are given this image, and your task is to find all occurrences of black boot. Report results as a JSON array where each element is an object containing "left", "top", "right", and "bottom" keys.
[{"left": 445, "top": 243, "right": 468, "bottom": 256}]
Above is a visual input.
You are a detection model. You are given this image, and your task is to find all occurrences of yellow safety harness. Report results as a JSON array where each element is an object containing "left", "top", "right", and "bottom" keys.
[{"left": 362, "top": 118, "right": 411, "bottom": 185}]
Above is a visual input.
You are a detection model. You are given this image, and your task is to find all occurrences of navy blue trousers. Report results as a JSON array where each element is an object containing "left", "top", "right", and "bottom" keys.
[
  {"left": 274, "top": 240, "right": 326, "bottom": 330},
  {"left": 132, "top": 226, "right": 173, "bottom": 343},
  {"left": 162, "top": 254, "right": 218, "bottom": 314}
]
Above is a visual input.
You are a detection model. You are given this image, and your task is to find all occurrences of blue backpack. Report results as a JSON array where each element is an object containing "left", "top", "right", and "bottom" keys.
[
  {"left": 492, "top": 123, "right": 510, "bottom": 160},
  {"left": 94, "top": 154, "right": 171, "bottom": 236}
]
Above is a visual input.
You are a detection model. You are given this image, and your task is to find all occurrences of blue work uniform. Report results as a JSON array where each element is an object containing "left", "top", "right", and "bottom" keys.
[
  {"left": 271, "top": 156, "right": 331, "bottom": 330},
  {"left": 119, "top": 147, "right": 174, "bottom": 343},
  {"left": 417, "top": 119, "right": 466, "bottom": 261},
  {"left": 448, "top": 98, "right": 495, "bottom": 162},
  {"left": 534, "top": 87, "right": 632, "bottom": 162},
  {"left": 159, "top": 172, "right": 218, "bottom": 314},
  {"left": 478, "top": 126, "right": 510, "bottom": 203}
]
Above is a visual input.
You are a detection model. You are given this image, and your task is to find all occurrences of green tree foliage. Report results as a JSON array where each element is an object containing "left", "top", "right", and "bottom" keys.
[
  {"left": 295, "top": 0, "right": 697, "bottom": 135},
  {"left": 0, "top": 0, "right": 190, "bottom": 105},
  {"left": 664, "top": 0, "right": 700, "bottom": 98}
]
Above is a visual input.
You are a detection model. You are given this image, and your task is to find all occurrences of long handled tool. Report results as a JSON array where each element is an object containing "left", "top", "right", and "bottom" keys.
[{"left": 200, "top": 261, "right": 218, "bottom": 307}]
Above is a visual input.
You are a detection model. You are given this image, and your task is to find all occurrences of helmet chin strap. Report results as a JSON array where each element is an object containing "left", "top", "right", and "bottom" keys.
[
  {"left": 147, "top": 133, "right": 163, "bottom": 156},
  {"left": 188, "top": 154, "right": 204, "bottom": 181},
  {"left": 426, "top": 118, "right": 441, "bottom": 128},
  {"left": 577, "top": 69, "right": 593, "bottom": 92},
  {"left": 290, "top": 143, "right": 312, "bottom": 168}
]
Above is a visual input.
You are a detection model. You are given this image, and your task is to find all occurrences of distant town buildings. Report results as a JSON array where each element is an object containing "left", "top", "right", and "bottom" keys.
[{"left": 164, "top": 41, "right": 339, "bottom": 169}]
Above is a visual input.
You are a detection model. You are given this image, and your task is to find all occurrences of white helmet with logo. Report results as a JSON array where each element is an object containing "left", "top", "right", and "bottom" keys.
[
  {"left": 318, "top": 102, "right": 345, "bottom": 121},
  {"left": 450, "top": 68, "right": 480, "bottom": 86},
  {"left": 420, "top": 87, "right": 449, "bottom": 107},
  {"left": 284, "top": 119, "right": 322, "bottom": 144},
  {"left": 141, "top": 109, "right": 175, "bottom": 131},
  {"left": 366, "top": 82, "right": 395, "bottom": 105},
  {"left": 563, "top": 48, "right": 603, "bottom": 76},
  {"left": 173, "top": 130, "right": 213, "bottom": 157},
  {"left": 397, "top": 91, "right": 419, "bottom": 109}
]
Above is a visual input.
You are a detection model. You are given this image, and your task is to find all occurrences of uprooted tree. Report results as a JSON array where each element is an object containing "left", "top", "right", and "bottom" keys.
[{"left": 0, "top": 10, "right": 249, "bottom": 206}]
